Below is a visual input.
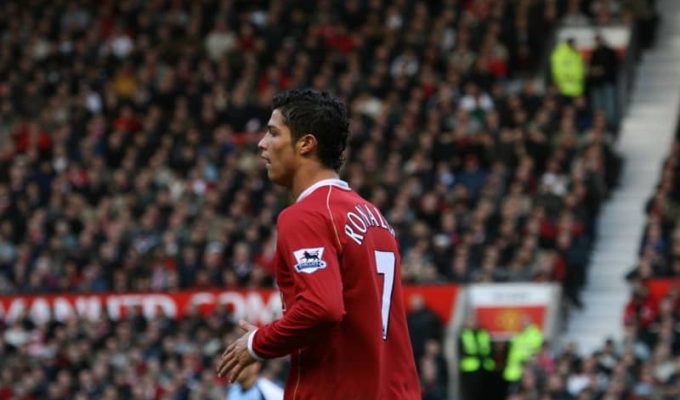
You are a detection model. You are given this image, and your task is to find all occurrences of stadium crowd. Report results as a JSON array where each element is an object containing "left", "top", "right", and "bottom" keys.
[
  {"left": 505, "top": 336, "right": 680, "bottom": 400},
  {"left": 2, "top": 307, "right": 679, "bottom": 400},
  {"left": 627, "top": 138, "right": 680, "bottom": 281},
  {"left": 0, "top": 305, "right": 281, "bottom": 399},
  {"left": 0, "top": 0, "right": 667, "bottom": 399},
  {"left": 616, "top": 135, "right": 680, "bottom": 400},
  {"left": 0, "top": 0, "right": 632, "bottom": 302}
]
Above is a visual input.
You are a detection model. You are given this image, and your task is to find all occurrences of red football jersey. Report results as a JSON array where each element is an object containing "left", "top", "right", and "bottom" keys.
[{"left": 249, "top": 179, "right": 421, "bottom": 399}]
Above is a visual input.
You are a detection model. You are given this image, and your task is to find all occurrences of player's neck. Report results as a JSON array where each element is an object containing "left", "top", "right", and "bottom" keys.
[{"left": 290, "top": 165, "right": 339, "bottom": 201}]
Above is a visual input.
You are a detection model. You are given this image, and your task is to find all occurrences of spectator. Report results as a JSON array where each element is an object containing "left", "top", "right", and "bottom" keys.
[
  {"left": 504, "top": 316, "right": 545, "bottom": 391},
  {"left": 407, "top": 294, "right": 444, "bottom": 364},
  {"left": 623, "top": 0, "right": 659, "bottom": 49},
  {"left": 551, "top": 38, "right": 586, "bottom": 99},
  {"left": 562, "top": 0, "right": 593, "bottom": 27},
  {"left": 625, "top": 137, "right": 680, "bottom": 368},
  {"left": 226, "top": 361, "right": 283, "bottom": 400},
  {"left": 458, "top": 313, "right": 495, "bottom": 400},
  {"left": 588, "top": 35, "right": 620, "bottom": 129}
]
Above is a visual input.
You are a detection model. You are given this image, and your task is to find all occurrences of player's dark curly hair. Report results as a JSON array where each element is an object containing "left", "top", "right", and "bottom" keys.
[{"left": 272, "top": 89, "right": 349, "bottom": 171}]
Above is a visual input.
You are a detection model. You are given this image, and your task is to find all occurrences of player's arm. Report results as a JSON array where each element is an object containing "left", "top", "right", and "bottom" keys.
[{"left": 250, "top": 209, "right": 345, "bottom": 359}]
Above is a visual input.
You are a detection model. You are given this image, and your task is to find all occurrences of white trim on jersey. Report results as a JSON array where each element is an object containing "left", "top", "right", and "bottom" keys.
[
  {"left": 247, "top": 329, "right": 265, "bottom": 361},
  {"left": 296, "top": 179, "right": 350, "bottom": 202}
]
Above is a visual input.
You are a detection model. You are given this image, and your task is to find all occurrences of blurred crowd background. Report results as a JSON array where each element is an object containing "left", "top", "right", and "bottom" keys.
[
  {"left": 618, "top": 136, "right": 680, "bottom": 400},
  {"left": 0, "top": 0, "right": 677, "bottom": 399}
]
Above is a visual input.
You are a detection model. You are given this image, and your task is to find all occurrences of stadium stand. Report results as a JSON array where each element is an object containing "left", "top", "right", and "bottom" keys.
[
  {"left": 0, "top": 0, "right": 619, "bottom": 296},
  {"left": 0, "top": 0, "right": 671, "bottom": 399},
  {"left": 627, "top": 138, "right": 680, "bottom": 282},
  {"left": 0, "top": 304, "right": 289, "bottom": 399},
  {"left": 618, "top": 133, "right": 680, "bottom": 399}
]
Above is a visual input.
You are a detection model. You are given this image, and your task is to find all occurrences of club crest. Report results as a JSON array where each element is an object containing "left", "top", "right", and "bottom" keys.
[{"left": 293, "top": 247, "right": 327, "bottom": 274}]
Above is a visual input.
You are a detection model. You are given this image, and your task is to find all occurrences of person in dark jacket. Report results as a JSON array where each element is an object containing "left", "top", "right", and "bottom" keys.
[
  {"left": 588, "top": 35, "right": 619, "bottom": 129},
  {"left": 407, "top": 294, "right": 444, "bottom": 364}
]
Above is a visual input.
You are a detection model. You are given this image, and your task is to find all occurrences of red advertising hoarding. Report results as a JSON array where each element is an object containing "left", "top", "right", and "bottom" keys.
[
  {"left": 0, "top": 284, "right": 458, "bottom": 325},
  {"left": 469, "top": 284, "right": 554, "bottom": 339},
  {"left": 475, "top": 305, "right": 546, "bottom": 336}
]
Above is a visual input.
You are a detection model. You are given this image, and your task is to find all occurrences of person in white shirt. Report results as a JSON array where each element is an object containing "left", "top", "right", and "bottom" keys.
[{"left": 225, "top": 362, "right": 283, "bottom": 400}]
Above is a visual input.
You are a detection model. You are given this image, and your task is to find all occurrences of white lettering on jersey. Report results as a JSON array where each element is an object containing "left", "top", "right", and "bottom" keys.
[
  {"left": 358, "top": 204, "right": 380, "bottom": 227},
  {"left": 345, "top": 224, "right": 364, "bottom": 245},
  {"left": 347, "top": 212, "right": 368, "bottom": 233},
  {"left": 292, "top": 247, "right": 327, "bottom": 274},
  {"left": 343, "top": 203, "right": 395, "bottom": 245}
]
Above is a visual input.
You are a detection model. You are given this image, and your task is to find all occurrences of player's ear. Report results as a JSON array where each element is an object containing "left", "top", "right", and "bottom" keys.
[{"left": 296, "top": 133, "right": 318, "bottom": 156}]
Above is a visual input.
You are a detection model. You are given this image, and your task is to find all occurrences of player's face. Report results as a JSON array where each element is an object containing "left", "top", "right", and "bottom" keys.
[{"left": 259, "top": 109, "right": 299, "bottom": 187}]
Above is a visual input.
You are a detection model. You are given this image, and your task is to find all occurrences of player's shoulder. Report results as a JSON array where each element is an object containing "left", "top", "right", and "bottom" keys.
[
  {"left": 279, "top": 186, "right": 358, "bottom": 221},
  {"left": 304, "top": 183, "right": 357, "bottom": 204},
  {"left": 276, "top": 198, "right": 329, "bottom": 228}
]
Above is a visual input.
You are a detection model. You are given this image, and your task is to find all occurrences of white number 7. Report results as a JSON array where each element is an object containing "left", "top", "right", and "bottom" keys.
[{"left": 375, "top": 251, "right": 395, "bottom": 340}]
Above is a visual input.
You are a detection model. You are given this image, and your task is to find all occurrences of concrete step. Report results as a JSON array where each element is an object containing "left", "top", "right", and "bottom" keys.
[
  {"left": 584, "top": 283, "right": 629, "bottom": 293},
  {"left": 560, "top": 338, "right": 607, "bottom": 355},
  {"left": 608, "top": 192, "right": 651, "bottom": 201},
  {"left": 563, "top": 324, "right": 624, "bottom": 339},
  {"left": 626, "top": 107, "right": 679, "bottom": 117},
  {"left": 642, "top": 56, "right": 680, "bottom": 64},
  {"left": 588, "top": 260, "right": 636, "bottom": 270},
  {"left": 588, "top": 262, "right": 635, "bottom": 270},
  {"left": 637, "top": 63, "right": 680, "bottom": 73},
  {"left": 591, "top": 248, "right": 639, "bottom": 258},
  {"left": 564, "top": 326, "right": 621, "bottom": 337},
  {"left": 596, "top": 218, "right": 646, "bottom": 227},
  {"left": 591, "top": 230, "right": 641, "bottom": 239},
  {"left": 578, "top": 293, "right": 628, "bottom": 302},
  {"left": 632, "top": 83, "right": 680, "bottom": 93},
  {"left": 564, "top": 326, "right": 624, "bottom": 339},
  {"left": 586, "top": 263, "right": 628, "bottom": 272},
  {"left": 590, "top": 248, "right": 639, "bottom": 259},
  {"left": 633, "top": 75, "right": 680, "bottom": 84}
]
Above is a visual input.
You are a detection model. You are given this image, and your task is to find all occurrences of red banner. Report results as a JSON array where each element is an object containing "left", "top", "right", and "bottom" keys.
[
  {"left": 475, "top": 306, "right": 546, "bottom": 338},
  {"left": 0, "top": 284, "right": 458, "bottom": 325},
  {"left": 403, "top": 284, "right": 458, "bottom": 323}
]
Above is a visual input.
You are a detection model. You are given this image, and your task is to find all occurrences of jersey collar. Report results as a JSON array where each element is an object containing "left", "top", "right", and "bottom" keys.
[{"left": 296, "top": 179, "right": 350, "bottom": 202}]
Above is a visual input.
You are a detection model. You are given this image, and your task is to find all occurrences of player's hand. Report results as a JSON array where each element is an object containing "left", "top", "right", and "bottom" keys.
[{"left": 216, "top": 320, "right": 258, "bottom": 382}]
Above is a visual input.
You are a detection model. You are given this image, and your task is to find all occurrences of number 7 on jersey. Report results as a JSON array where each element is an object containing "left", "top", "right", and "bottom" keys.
[{"left": 374, "top": 251, "right": 395, "bottom": 340}]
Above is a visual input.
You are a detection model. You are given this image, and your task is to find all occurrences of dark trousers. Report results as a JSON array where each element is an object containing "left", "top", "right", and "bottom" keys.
[
  {"left": 486, "top": 370, "right": 507, "bottom": 400},
  {"left": 460, "top": 370, "right": 504, "bottom": 400},
  {"left": 459, "top": 370, "right": 482, "bottom": 400}
]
